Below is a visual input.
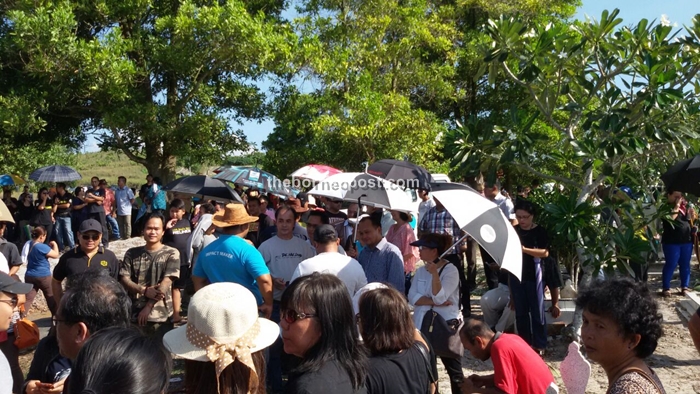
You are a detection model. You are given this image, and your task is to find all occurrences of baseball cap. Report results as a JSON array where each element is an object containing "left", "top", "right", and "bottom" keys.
[
  {"left": 313, "top": 224, "right": 338, "bottom": 244},
  {"left": 79, "top": 219, "right": 103, "bottom": 234},
  {"left": 409, "top": 238, "right": 439, "bottom": 249},
  {"left": 0, "top": 272, "right": 32, "bottom": 295}
]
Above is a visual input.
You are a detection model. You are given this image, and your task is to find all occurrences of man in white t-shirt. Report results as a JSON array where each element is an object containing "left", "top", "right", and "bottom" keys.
[
  {"left": 417, "top": 188, "right": 436, "bottom": 228},
  {"left": 259, "top": 206, "right": 316, "bottom": 301},
  {"left": 292, "top": 224, "right": 367, "bottom": 298}
]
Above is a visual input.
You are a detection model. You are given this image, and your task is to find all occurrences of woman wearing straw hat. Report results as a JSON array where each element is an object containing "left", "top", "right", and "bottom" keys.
[{"left": 163, "top": 282, "right": 279, "bottom": 394}]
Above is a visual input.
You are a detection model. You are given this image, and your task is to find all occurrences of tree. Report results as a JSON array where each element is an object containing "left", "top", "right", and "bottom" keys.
[
  {"left": 5, "top": 0, "right": 294, "bottom": 181},
  {"left": 451, "top": 10, "right": 700, "bottom": 285}
]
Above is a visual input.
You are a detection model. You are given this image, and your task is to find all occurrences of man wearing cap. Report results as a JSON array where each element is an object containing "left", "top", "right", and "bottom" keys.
[
  {"left": 291, "top": 224, "right": 367, "bottom": 298},
  {"left": 120, "top": 213, "right": 180, "bottom": 337},
  {"left": 0, "top": 222, "right": 21, "bottom": 276},
  {"left": 0, "top": 272, "right": 31, "bottom": 394},
  {"left": 356, "top": 215, "right": 405, "bottom": 293},
  {"left": 192, "top": 203, "right": 273, "bottom": 319},
  {"left": 52, "top": 218, "right": 121, "bottom": 304},
  {"left": 85, "top": 176, "right": 109, "bottom": 248}
]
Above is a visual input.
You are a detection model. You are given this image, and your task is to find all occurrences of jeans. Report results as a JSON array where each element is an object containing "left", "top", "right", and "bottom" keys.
[
  {"left": 54, "top": 216, "right": 74, "bottom": 250},
  {"left": 662, "top": 243, "right": 693, "bottom": 290},
  {"left": 106, "top": 214, "right": 120, "bottom": 240},
  {"left": 510, "top": 274, "right": 547, "bottom": 350},
  {"left": 117, "top": 214, "right": 132, "bottom": 239}
]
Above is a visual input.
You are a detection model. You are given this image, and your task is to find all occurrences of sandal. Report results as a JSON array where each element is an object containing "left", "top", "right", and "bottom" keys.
[
  {"left": 680, "top": 288, "right": 691, "bottom": 296},
  {"left": 660, "top": 290, "right": 671, "bottom": 298}
]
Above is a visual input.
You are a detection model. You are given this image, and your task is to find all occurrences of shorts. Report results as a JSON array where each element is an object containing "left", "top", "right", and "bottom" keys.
[{"left": 173, "top": 265, "right": 191, "bottom": 290}]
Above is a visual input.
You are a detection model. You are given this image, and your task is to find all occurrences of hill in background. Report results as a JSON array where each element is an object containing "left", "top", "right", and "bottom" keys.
[{"left": 74, "top": 151, "right": 148, "bottom": 188}]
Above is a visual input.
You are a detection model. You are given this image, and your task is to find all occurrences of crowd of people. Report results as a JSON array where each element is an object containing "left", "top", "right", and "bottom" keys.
[{"left": 0, "top": 174, "right": 693, "bottom": 394}]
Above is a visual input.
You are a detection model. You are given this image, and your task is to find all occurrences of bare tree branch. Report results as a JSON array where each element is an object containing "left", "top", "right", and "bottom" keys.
[{"left": 109, "top": 128, "right": 148, "bottom": 166}]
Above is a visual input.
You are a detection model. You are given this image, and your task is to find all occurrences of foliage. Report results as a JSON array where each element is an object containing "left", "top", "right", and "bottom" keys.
[
  {"left": 0, "top": 143, "right": 77, "bottom": 181},
  {"left": 4, "top": 0, "right": 295, "bottom": 181},
  {"left": 451, "top": 10, "right": 700, "bottom": 279}
]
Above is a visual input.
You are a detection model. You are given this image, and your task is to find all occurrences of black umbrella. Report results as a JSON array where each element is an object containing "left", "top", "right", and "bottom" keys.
[
  {"left": 367, "top": 159, "right": 434, "bottom": 190},
  {"left": 162, "top": 175, "right": 244, "bottom": 203},
  {"left": 661, "top": 155, "right": 700, "bottom": 196},
  {"left": 29, "top": 165, "right": 82, "bottom": 183},
  {"left": 429, "top": 182, "right": 522, "bottom": 280},
  {"left": 214, "top": 166, "right": 296, "bottom": 197}
]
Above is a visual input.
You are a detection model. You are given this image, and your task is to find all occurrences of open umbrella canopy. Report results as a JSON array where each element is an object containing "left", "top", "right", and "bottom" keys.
[
  {"left": 0, "top": 174, "right": 25, "bottom": 187},
  {"left": 214, "top": 166, "right": 295, "bottom": 198},
  {"left": 429, "top": 182, "right": 522, "bottom": 280},
  {"left": 0, "top": 199, "right": 14, "bottom": 224},
  {"left": 308, "top": 172, "right": 413, "bottom": 212},
  {"left": 162, "top": 175, "right": 244, "bottom": 203},
  {"left": 367, "top": 159, "right": 434, "bottom": 190},
  {"left": 29, "top": 165, "right": 81, "bottom": 183},
  {"left": 661, "top": 155, "right": 700, "bottom": 196},
  {"left": 290, "top": 164, "right": 343, "bottom": 183}
]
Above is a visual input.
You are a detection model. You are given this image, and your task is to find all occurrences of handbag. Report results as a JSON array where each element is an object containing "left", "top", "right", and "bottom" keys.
[
  {"left": 419, "top": 263, "right": 464, "bottom": 360},
  {"left": 14, "top": 315, "right": 40, "bottom": 349}
]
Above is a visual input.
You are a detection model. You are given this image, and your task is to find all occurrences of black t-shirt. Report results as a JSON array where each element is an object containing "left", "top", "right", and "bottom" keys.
[
  {"left": 662, "top": 211, "right": 692, "bottom": 244},
  {"left": 246, "top": 214, "right": 275, "bottom": 248},
  {"left": 52, "top": 246, "right": 121, "bottom": 282},
  {"left": 54, "top": 192, "right": 73, "bottom": 217},
  {"left": 515, "top": 225, "right": 549, "bottom": 282},
  {"left": 0, "top": 239, "right": 22, "bottom": 267},
  {"left": 34, "top": 200, "right": 53, "bottom": 225},
  {"left": 164, "top": 218, "right": 192, "bottom": 266},
  {"left": 25, "top": 335, "right": 72, "bottom": 385},
  {"left": 366, "top": 344, "right": 432, "bottom": 394},
  {"left": 87, "top": 187, "right": 105, "bottom": 214},
  {"left": 286, "top": 360, "right": 366, "bottom": 394},
  {"left": 16, "top": 203, "right": 34, "bottom": 222}
]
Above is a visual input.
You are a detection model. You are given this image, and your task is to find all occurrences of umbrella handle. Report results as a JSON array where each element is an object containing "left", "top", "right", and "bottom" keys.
[{"left": 439, "top": 233, "right": 469, "bottom": 260}]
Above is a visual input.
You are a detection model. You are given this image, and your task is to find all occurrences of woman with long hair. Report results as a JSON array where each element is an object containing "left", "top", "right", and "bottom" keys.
[
  {"left": 358, "top": 287, "right": 436, "bottom": 394},
  {"left": 511, "top": 200, "right": 550, "bottom": 355},
  {"left": 577, "top": 278, "right": 665, "bottom": 393},
  {"left": 281, "top": 272, "right": 367, "bottom": 393},
  {"left": 408, "top": 233, "right": 463, "bottom": 394},
  {"left": 386, "top": 210, "right": 419, "bottom": 294},
  {"left": 24, "top": 226, "right": 59, "bottom": 315},
  {"left": 69, "top": 327, "right": 171, "bottom": 394},
  {"left": 163, "top": 282, "right": 279, "bottom": 394}
]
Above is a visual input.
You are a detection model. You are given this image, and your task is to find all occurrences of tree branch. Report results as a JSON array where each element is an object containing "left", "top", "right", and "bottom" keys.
[
  {"left": 109, "top": 128, "right": 148, "bottom": 166},
  {"left": 510, "top": 161, "right": 582, "bottom": 188}
]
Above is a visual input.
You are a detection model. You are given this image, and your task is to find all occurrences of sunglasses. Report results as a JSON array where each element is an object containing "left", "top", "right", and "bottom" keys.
[
  {"left": 281, "top": 310, "right": 317, "bottom": 324},
  {"left": 81, "top": 234, "right": 100, "bottom": 241},
  {"left": 0, "top": 297, "right": 18, "bottom": 308}
]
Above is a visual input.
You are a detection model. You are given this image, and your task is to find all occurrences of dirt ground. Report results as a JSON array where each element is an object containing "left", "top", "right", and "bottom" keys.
[
  {"left": 437, "top": 276, "right": 700, "bottom": 393},
  {"left": 15, "top": 238, "right": 700, "bottom": 393}
]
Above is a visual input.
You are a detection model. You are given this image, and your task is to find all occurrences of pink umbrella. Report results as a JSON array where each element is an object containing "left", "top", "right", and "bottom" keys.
[{"left": 290, "top": 164, "right": 342, "bottom": 183}]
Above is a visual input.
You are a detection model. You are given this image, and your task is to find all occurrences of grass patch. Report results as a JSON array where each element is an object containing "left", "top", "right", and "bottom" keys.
[{"left": 73, "top": 151, "right": 148, "bottom": 188}]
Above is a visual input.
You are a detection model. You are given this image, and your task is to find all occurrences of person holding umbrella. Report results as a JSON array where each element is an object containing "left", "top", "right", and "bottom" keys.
[{"left": 661, "top": 188, "right": 694, "bottom": 297}]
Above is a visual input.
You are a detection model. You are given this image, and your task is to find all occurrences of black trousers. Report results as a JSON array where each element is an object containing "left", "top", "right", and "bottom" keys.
[
  {"left": 463, "top": 238, "right": 479, "bottom": 292},
  {"left": 479, "top": 245, "right": 500, "bottom": 290},
  {"left": 88, "top": 211, "right": 109, "bottom": 247},
  {"left": 440, "top": 355, "right": 465, "bottom": 394}
]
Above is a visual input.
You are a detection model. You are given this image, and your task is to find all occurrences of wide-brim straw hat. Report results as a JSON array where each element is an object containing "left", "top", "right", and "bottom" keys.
[
  {"left": 163, "top": 282, "right": 279, "bottom": 361},
  {"left": 211, "top": 203, "right": 259, "bottom": 228}
]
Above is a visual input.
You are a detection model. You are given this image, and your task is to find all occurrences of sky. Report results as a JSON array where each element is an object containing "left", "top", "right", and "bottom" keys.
[{"left": 82, "top": 0, "right": 698, "bottom": 153}]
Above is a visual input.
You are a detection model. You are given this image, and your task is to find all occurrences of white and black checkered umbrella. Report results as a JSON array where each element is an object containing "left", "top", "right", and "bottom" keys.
[
  {"left": 430, "top": 182, "right": 522, "bottom": 281},
  {"left": 29, "top": 165, "right": 82, "bottom": 183}
]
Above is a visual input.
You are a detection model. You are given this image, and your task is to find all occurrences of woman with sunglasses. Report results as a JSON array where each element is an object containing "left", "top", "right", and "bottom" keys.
[
  {"left": 281, "top": 272, "right": 367, "bottom": 394},
  {"left": 408, "top": 233, "right": 463, "bottom": 394},
  {"left": 33, "top": 188, "right": 54, "bottom": 246}
]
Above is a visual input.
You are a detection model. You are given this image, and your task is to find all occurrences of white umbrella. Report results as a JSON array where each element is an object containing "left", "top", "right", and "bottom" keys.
[
  {"left": 0, "top": 200, "right": 14, "bottom": 224},
  {"left": 430, "top": 182, "right": 522, "bottom": 281},
  {"left": 308, "top": 172, "right": 413, "bottom": 212}
]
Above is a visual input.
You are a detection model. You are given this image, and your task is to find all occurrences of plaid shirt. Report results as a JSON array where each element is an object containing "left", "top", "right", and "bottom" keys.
[{"left": 418, "top": 207, "right": 465, "bottom": 250}]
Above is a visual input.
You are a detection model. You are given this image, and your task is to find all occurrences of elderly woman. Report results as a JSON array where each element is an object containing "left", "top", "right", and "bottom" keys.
[
  {"left": 358, "top": 286, "right": 437, "bottom": 394},
  {"left": 281, "top": 272, "right": 367, "bottom": 393},
  {"left": 577, "top": 278, "right": 665, "bottom": 394},
  {"left": 408, "top": 233, "right": 463, "bottom": 394}
]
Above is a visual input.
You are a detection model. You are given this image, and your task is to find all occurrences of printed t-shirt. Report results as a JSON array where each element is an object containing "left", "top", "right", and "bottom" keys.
[
  {"left": 120, "top": 245, "right": 180, "bottom": 322},
  {"left": 258, "top": 236, "right": 315, "bottom": 301},
  {"left": 193, "top": 234, "right": 269, "bottom": 305}
]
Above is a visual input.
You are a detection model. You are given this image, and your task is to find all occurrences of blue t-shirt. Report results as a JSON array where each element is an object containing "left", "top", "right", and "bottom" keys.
[
  {"left": 193, "top": 234, "right": 270, "bottom": 305},
  {"left": 26, "top": 241, "right": 52, "bottom": 277}
]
